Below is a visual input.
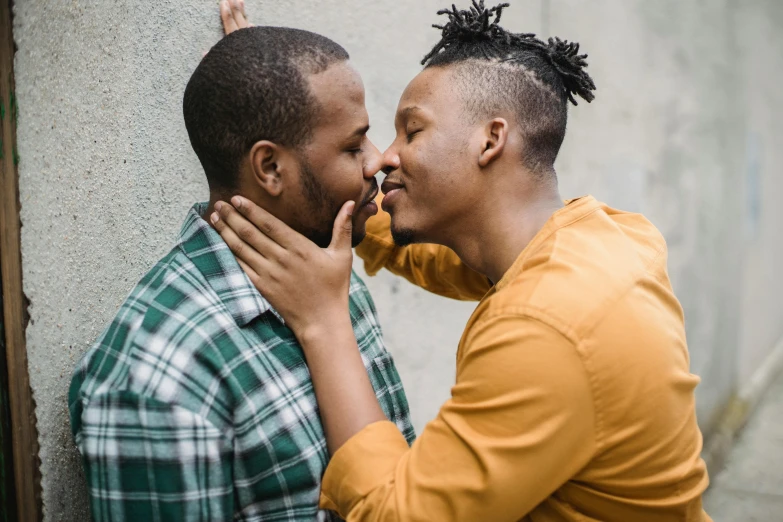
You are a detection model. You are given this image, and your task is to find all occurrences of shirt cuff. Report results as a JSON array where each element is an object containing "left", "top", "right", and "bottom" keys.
[{"left": 319, "top": 421, "right": 409, "bottom": 517}]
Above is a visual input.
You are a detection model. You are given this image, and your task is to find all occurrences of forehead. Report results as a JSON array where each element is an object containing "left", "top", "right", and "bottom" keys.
[
  {"left": 307, "top": 62, "right": 367, "bottom": 128},
  {"left": 397, "top": 67, "right": 457, "bottom": 118}
]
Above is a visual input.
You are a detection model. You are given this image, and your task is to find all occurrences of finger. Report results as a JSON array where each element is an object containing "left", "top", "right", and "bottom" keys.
[
  {"left": 215, "top": 201, "right": 287, "bottom": 261},
  {"left": 220, "top": 0, "right": 239, "bottom": 35},
  {"left": 231, "top": 196, "right": 304, "bottom": 251},
  {"left": 238, "top": 0, "right": 250, "bottom": 28},
  {"left": 329, "top": 201, "right": 355, "bottom": 252},
  {"left": 231, "top": 0, "right": 249, "bottom": 29},
  {"left": 236, "top": 258, "right": 261, "bottom": 286},
  {"left": 210, "top": 209, "right": 272, "bottom": 274}
]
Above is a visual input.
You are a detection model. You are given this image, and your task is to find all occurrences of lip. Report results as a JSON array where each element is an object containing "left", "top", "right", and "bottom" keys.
[
  {"left": 361, "top": 199, "right": 379, "bottom": 216},
  {"left": 381, "top": 179, "right": 404, "bottom": 195},
  {"left": 360, "top": 184, "right": 379, "bottom": 207},
  {"left": 381, "top": 179, "right": 405, "bottom": 212},
  {"left": 357, "top": 185, "right": 379, "bottom": 216},
  {"left": 381, "top": 187, "right": 403, "bottom": 212}
]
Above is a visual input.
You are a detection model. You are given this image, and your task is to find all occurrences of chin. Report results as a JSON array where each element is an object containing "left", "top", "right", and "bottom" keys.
[
  {"left": 390, "top": 226, "right": 417, "bottom": 247},
  {"left": 351, "top": 230, "right": 366, "bottom": 248},
  {"left": 348, "top": 218, "right": 370, "bottom": 248}
]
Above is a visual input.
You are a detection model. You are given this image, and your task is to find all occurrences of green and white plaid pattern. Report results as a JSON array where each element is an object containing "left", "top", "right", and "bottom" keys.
[{"left": 69, "top": 203, "right": 415, "bottom": 522}]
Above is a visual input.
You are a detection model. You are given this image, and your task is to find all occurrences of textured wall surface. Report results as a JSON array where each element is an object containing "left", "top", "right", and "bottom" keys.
[
  {"left": 549, "top": 0, "right": 783, "bottom": 431},
  {"left": 551, "top": 0, "right": 749, "bottom": 433},
  {"left": 11, "top": 0, "right": 783, "bottom": 520},
  {"left": 734, "top": 1, "right": 783, "bottom": 387}
]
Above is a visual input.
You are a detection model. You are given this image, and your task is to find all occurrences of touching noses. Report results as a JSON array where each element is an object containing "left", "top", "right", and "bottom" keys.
[{"left": 362, "top": 140, "right": 383, "bottom": 179}]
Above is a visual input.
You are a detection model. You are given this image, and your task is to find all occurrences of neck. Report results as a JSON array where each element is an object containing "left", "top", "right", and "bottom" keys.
[
  {"left": 201, "top": 196, "right": 223, "bottom": 223},
  {"left": 202, "top": 189, "right": 249, "bottom": 225},
  {"left": 446, "top": 174, "right": 563, "bottom": 285}
]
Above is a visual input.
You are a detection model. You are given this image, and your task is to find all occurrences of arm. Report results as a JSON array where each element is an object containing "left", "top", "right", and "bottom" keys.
[
  {"left": 357, "top": 200, "right": 492, "bottom": 301},
  {"left": 319, "top": 315, "right": 597, "bottom": 521},
  {"left": 211, "top": 198, "right": 596, "bottom": 520},
  {"left": 298, "top": 314, "right": 388, "bottom": 454},
  {"left": 75, "top": 391, "right": 234, "bottom": 521}
]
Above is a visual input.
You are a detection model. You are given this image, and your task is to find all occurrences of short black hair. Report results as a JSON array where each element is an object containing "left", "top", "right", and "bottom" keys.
[
  {"left": 183, "top": 27, "right": 349, "bottom": 191},
  {"left": 422, "top": 2, "right": 596, "bottom": 174}
]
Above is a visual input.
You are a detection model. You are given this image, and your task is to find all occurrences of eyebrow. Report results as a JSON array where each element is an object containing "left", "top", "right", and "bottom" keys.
[
  {"left": 349, "top": 124, "right": 371, "bottom": 139},
  {"left": 401, "top": 106, "right": 422, "bottom": 117},
  {"left": 397, "top": 106, "right": 424, "bottom": 124}
]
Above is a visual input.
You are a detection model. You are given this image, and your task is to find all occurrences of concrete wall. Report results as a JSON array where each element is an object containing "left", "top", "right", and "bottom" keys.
[
  {"left": 734, "top": 2, "right": 783, "bottom": 387},
  {"left": 11, "top": 0, "right": 783, "bottom": 520},
  {"left": 548, "top": 0, "right": 783, "bottom": 431}
]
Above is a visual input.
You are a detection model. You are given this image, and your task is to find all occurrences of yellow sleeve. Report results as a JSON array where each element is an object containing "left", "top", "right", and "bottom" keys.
[
  {"left": 355, "top": 204, "right": 492, "bottom": 301},
  {"left": 319, "top": 314, "right": 597, "bottom": 521}
]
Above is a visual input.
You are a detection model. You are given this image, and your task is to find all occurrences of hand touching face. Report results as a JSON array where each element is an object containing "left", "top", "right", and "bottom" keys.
[{"left": 211, "top": 196, "right": 356, "bottom": 343}]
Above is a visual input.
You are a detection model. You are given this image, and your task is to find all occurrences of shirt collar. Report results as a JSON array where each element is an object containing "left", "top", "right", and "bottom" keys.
[
  {"left": 493, "top": 195, "right": 601, "bottom": 293},
  {"left": 176, "top": 202, "right": 285, "bottom": 327}
]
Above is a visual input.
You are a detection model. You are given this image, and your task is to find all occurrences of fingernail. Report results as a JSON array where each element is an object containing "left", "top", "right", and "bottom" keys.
[
  {"left": 347, "top": 202, "right": 355, "bottom": 216},
  {"left": 210, "top": 212, "right": 219, "bottom": 224},
  {"left": 232, "top": 196, "right": 243, "bottom": 209},
  {"left": 215, "top": 201, "right": 223, "bottom": 212}
]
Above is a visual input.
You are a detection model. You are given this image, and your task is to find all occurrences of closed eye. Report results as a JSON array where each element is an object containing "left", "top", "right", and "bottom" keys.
[{"left": 406, "top": 130, "right": 421, "bottom": 143}]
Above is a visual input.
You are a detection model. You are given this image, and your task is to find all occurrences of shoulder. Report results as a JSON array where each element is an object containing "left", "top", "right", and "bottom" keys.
[
  {"left": 72, "top": 248, "right": 246, "bottom": 420},
  {"left": 481, "top": 204, "right": 671, "bottom": 342},
  {"left": 85, "top": 246, "right": 215, "bottom": 355}
]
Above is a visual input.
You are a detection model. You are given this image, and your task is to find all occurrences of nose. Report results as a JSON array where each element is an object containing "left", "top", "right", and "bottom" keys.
[
  {"left": 381, "top": 143, "right": 401, "bottom": 176},
  {"left": 363, "top": 139, "right": 383, "bottom": 179}
]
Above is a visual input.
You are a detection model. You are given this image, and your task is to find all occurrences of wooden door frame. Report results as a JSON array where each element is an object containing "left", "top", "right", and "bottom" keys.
[{"left": 0, "top": 0, "right": 42, "bottom": 520}]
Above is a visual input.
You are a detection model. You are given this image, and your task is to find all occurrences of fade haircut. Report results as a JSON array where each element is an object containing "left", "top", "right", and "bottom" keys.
[
  {"left": 422, "top": 2, "right": 596, "bottom": 174},
  {"left": 183, "top": 27, "right": 349, "bottom": 191}
]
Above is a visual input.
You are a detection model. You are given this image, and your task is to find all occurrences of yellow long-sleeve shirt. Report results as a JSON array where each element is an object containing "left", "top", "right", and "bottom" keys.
[{"left": 322, "top": 195, "right": 711, "bottom": 522}]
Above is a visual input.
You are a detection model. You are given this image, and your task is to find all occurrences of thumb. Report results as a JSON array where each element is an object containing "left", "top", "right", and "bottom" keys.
[{"left": 328, "top": 201, "right": 355, "bottom": 252}]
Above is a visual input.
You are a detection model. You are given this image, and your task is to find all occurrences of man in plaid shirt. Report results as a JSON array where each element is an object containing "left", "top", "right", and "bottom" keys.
[{"left": 69, "top": 25, "right": 415, "bottom": 521}]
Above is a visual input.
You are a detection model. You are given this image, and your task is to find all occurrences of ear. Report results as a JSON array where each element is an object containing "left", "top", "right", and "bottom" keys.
[
  {"left": 478, "top": 118, "right": 509, "bottom": 168},
  {"left": 249, "top": 140, "right": 286, "bottom": 198}
]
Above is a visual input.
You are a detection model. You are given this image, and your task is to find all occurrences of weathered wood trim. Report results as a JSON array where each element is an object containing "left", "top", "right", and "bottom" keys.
[{"left": 0, "top": 1, "right": 42, "bottom": 520}]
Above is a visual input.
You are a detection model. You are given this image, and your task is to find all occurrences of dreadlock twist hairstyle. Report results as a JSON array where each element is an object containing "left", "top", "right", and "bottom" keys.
[
  {"left": 423, "top": 1, "right": 596, "bottom": 106},
  {"left": 419, "top": 1, "right": 596, "bottom": 174}
]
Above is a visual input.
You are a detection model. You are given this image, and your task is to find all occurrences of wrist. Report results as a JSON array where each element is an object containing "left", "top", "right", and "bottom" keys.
[{"left": 296, "top": 308, "right": 353, "bottom": 350}]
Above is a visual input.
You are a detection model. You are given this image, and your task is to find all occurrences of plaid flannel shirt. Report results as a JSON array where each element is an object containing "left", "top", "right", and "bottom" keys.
[{"left": 69, "top": 203, "right": 415, "bottom": 522}]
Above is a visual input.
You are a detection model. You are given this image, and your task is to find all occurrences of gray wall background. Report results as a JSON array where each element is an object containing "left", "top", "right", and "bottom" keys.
[{"left": 11, "top": 0, "right": 783, "bottom": 519}]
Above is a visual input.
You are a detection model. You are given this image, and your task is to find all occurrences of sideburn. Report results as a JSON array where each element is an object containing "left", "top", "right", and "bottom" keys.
[
  {"left": 295, "top": 158, "right": 335, "bottom": 248},
  {"left": 297, "top": 155, "right": 367, "bottom": 248}
]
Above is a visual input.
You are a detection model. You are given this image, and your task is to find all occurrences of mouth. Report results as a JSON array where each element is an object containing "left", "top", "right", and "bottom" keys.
[
  {"left": 361, "top": 183, "right": 379, "bottom": 206},
  {"left": 358, "top": 180, "right": 379, "bottom": 205},
  {"left": 381, "top": 179, "right": 404, "bottom": 195},
  {"left": 381, "top": 179, "right": 405, "bottom": 212},
  {"left": 356, "top": 181, "right": 380, "bottom": 216}
]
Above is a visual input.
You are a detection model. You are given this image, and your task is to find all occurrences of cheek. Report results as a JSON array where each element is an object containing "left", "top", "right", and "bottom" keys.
[
  {"left": 402, "top": 135, "right": 458, "bottom": 193},
  {"left": 328, "top": 157, "right": 365, "bottom": 200}
]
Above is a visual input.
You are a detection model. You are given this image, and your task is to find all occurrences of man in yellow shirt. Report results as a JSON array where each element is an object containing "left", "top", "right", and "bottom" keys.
[{"left": 212, "top": 1, "right": 712, "bottom": 520}]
